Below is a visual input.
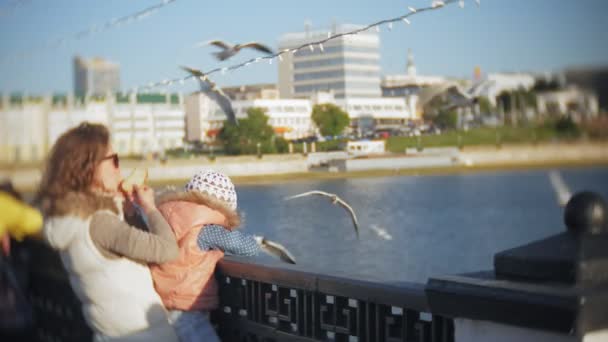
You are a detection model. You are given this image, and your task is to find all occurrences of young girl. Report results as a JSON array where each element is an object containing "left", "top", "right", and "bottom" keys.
[{"left": 150, "top": 169, "right": 261, "bottom": 342}]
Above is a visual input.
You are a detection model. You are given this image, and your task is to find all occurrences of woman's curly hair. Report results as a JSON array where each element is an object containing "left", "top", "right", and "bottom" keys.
[{"left": 37, "top": 122, "right": 110, "bottom": 214}]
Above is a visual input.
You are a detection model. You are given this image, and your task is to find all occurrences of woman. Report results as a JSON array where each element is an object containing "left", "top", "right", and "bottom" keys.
[{"left": 39, "top": 122, "right": 179, "bottom": 341}]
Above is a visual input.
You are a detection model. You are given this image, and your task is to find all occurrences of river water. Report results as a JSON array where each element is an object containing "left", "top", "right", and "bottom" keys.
[{"left": 231, "top": 167, "right": 608, "bottom": 283}]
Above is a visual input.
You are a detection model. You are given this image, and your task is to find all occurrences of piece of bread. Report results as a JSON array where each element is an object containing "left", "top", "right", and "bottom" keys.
[{"left": 120, "top": 168, "right": 149, "bottom": 193}]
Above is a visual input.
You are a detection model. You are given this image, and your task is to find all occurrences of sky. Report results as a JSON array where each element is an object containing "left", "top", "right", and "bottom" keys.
[{"left": 0, "top": 0, "right": 607, "bottom": 94}]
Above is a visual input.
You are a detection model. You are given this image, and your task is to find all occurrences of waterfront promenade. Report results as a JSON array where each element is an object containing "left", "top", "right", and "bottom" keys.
[{"left": 2, "top": 142, "right": 608, "bottom": 191}]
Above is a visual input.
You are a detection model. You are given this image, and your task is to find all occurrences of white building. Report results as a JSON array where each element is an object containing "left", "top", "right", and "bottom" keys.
[
  {"left": 382, "top": 49, "right": 447, "bottom": 90},
  {"left": 469, "top": 73, "right": 536, "bottom": 106},
  {"left": 278, "top": 23, "right": 381, "bottom": 99},
  {"left": 536, "top": 86, "right": 599, "bottom": 119},
  {"left": 0, "top": 95, "right": 49, "bottom": 163},
  {"left": 381, "top": 49, "right": 448, "bottom": 119},
  {"left": 221, "top": 84, "right": 279, "bottom": 101},
  {"left": 241, "top": 99, "right": 314, "bottom": 140},
  {"left": 309, "top": 91, "right": 412, "bottom": 132},
  {"left": 48, "top": 98, "right": 110, "bottom": 148},
  {"left": 0, "top": 92, "right": 185, "bottom": 164},
  {"left": 334, "top": 97, "right": 412, "bottom": 129},
  {"left": 110, "top": 93, "right": 185, "bottom": 156},
  {"left": 185, "top": 93, "right": 314, "bottom": 142}
]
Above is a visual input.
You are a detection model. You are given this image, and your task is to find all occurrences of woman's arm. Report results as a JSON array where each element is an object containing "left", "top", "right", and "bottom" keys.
[
  {"left": 197, "top": 224, "right": 260, "bottom": 256},
  {"left": 90, "top": 210, "right": 179, "bottom": 263}
]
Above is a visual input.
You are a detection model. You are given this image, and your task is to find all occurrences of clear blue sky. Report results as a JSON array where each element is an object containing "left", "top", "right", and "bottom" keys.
[{"left": 0, "top": 0, "right": 607, "bottom": 94}]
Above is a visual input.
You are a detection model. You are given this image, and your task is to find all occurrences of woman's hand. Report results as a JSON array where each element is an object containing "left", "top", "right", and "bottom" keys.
[
  {"left": 122, "top": 195, "right": 137, "bottom": 217},
  {"left": 133, "top": 185, "right": 156, "bottom": 214}
]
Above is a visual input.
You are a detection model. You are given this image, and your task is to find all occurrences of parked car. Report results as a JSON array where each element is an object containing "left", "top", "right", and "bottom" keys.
[{"left": 375, "top": 131, "right": 390, "bottom": 139}]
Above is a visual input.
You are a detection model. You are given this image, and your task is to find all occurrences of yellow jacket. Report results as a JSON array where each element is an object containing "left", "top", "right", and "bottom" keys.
[{"left": 0, "top": 192, "right": 43, "bottom": 241}]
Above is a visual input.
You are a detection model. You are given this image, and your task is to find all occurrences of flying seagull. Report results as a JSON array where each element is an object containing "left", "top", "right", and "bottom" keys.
[
  {"left": 549, "top": 170, "right": 572, "bottom": 207},
  {"left": 180, "top": 65, "right": 237, "bottom": 125},
  {"left": 285, "top": 191, "right": 360, "bottom": 239},
  {"left": 369, "top": 224, "right": 393, "bottom": 241},
  {"left": 208, "top": 40, "right": 274, "bottom": 61},
  {"left": 255, "top": 236, "right": 296, "bottom": 264}
]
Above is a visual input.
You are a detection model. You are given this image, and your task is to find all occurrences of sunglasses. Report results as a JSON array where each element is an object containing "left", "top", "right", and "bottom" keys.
[{"left": 100, "top": 153, "right": 120, "bottom": 168}]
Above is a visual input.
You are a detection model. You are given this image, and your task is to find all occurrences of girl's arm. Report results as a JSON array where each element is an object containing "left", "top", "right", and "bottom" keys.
[{"left": 197, "top": 224, "right": 260, "bottom": 256}]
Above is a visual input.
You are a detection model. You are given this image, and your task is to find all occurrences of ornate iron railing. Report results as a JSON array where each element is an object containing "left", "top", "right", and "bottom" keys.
[
  {"left": 19, "top": 238, "right": 92, "bottom": 342},
  {"left": 16, "top": 239, "right": 453, "bottom": 342},
  {"left": 215, "top": 257, "right": 453, "bottom": 342}
]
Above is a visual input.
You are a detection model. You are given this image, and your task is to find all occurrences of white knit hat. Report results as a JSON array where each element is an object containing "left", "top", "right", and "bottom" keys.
[{"left": 185, "top": 169, "right": 238, "bottom": 210}]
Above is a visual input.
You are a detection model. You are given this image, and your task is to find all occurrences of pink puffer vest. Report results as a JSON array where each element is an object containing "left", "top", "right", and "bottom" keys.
[{"left": 150, "top": 192, "right": 239, "bottom": 311}]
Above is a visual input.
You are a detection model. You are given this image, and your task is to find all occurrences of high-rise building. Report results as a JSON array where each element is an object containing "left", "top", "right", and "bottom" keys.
[
  {"left": 73, "top": 56, "right": 120, "bottom": 97},
  {"left": 278, "top": 23, "right": 381, "bottom": 99}
]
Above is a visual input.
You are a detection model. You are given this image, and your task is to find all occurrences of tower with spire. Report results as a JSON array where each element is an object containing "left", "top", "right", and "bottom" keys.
[{"left": 406, "top": 48, "right": 417, "bottom": 78}]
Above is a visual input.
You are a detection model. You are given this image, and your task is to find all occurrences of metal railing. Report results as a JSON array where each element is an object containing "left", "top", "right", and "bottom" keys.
[
  {"left": 214, "top": 257, "right": 453, "bottom": 342},
  {"left": 16, "top": 240, "right": 453, "bottom": 342},
  {"left": 19, "top": 239, "right": 92, "bottom": 342}
]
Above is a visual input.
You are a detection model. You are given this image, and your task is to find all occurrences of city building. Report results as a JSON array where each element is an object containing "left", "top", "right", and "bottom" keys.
[
  {"left": 311, "top": 91, "right": 412, "bottom": 132},
  {"left": 185, "top": 93, "right": 314, "bottom": 142},
  {"left": 381, "top": 49, "right": 448, "bottom": 119},
  {"left": 469, "top": 72, "right": 536, "bottom": 106},
  {"left": 47, "top": 97, "right": 110, "bottom": 153},
  {"left": 73, "top": 56, "right": 121, "bottom": 97},
  {"left": 565, "top": 67, "right": 608, "bottom": 111},
  {"left": 109, "top": 93, "right": 185, "bottom": 156},
  {"left": 536, "top": 86, "right": 599, "bottom": 120},
  {"left": 334, "top": 97, "right": 411, "bottom": 130},
  {"left": 0, "top": 94, "right": 48, "bottom": 163},
  {"left": 278, "top": 23, "right": 381, "bottom": 99},
  {"left": 381, "top": 49, "right": 447, "bottom": 96},
  {"left": 221, "top": 84, "right": 279, "bottom": 101},
  {"left": 0, "top": 92, "right": 185, "bottom": 164}
]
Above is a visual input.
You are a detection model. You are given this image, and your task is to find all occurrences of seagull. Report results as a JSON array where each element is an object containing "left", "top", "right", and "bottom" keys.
[
  {"left": 254, "top": 236, "right": 296, "bottom": 264},
  {"left": 180, "top": 65, "right": 237, "bottom": 125},
  {"left": 440, "top": 97, "right": 479, "bottom": 112},
  {"left": 369, "top": 224, "right": 393, "bottom": 240},
  {"left": 207, "top": 40, "right": 274, "bottom": 61},
  {"left": 417, "top": 82, "right": 477, "bottom": 112},
  {"left": 549, "top": 170, "right": 572, "bottom": 207},
  {"left": 284, "top": 191, "right": 360, "bottom": 239}
]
